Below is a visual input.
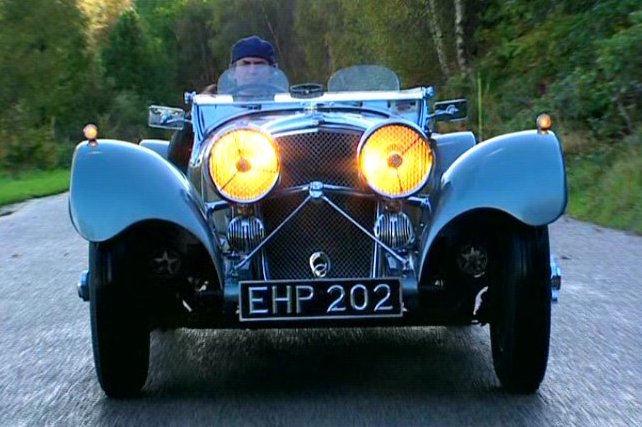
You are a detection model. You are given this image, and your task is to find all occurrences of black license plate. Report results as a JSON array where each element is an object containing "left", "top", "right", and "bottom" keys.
[{"left": 239, "top": 278, "right": 402, "bottom": 321}]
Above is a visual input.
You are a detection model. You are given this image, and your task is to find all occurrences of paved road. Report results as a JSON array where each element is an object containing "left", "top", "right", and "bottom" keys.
[{"left": 0, "top": 194, "right": 640, "bottom": 426}]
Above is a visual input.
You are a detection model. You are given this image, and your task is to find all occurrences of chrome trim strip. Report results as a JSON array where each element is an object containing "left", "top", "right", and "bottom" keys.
[
  {"left": 269, "top": 184, "right": 375, "bottom": 200},
  {"left": 321, "top": 184, "right": 373, "bottom": 198},
  {"left": 270, "top": 185, "right": 309, "bottom": 198},
  {"left": 269, "top": 116, "right": 377, "bottom": 136},
  {"left": 206, "top": 200, "right": 230, "bottom": 212},
  {"left": 261, "top": 249, "right": 270, "bottom": 281},
  {"left": 406, "top": 196, "right": 432, "bottom": 210},
  {"left": 371, "top": 202, "right": 382, "bottom": 277},
  {"left": 195, "top": 87, "right": 428, "bottom": 105},
  {"left": 266, "top": 115, "right": 373, "bottom": 136},
  {"left": 201, "top": 108, "right": 383, "bottom": 141},
  {"left": 205, "top": 200, "right": 229, "bottom": 253}
]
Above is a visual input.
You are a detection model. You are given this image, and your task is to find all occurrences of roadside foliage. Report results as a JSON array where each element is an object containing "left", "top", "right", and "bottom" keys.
[{"left": 0, "top": 0, "right": 640, "bottom": 229}]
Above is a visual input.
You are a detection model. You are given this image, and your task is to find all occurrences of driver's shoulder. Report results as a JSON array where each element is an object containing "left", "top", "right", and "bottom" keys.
[{"left": 201, "top": 83, "right": 217, "bottom": 94}]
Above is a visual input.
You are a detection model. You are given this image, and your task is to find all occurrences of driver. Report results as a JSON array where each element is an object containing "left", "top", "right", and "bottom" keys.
[
  {"left": 202, "top": 35, "right": 278, "bottom": 95},
  {"left": 170, "top": 35, "right": 278, "bottom": 172},
  {"left": 229, "top": 35, "right": 277, "bottom": 86}
]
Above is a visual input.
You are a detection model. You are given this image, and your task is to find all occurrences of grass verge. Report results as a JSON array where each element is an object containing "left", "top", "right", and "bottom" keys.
[
  {"left": 566, "top": 135, "right": 642, "bottom": 234},
  {"left": 0, "top": 169, "right": 70, "bottom": 207}
]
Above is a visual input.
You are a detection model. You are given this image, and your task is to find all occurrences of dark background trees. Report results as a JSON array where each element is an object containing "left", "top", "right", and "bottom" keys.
[{"left": 0, "top": 0, "right": 640, "bottom": 173}]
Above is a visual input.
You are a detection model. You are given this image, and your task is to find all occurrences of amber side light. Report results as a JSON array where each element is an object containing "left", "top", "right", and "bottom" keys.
[
  {"left": 83, "top": 124, "right": 98, "bottom": 141},
  {"left": 537, "top": 114, "right": 552, "bottom": 133}
]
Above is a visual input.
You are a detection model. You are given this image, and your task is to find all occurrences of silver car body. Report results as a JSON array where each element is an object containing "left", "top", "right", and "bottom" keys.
[{"left": 69, "top": 65, "right": 566, "bottom": 322}]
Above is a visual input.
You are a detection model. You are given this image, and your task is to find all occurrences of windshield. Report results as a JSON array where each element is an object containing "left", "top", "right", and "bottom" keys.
[
  {"left": 217, "top": 64, "right": 289, "bottom": 98},
  {"left": 217, "top": 64, "right": 400, "bottom": 98},
  {"left": 327, "top": 65, "right": 400, "bottom": 91}
]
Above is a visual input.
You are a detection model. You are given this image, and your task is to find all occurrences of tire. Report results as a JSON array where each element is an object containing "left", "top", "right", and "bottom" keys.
[
  {"left": 89, "top": 239, "right": 150, "bottom": 397},
  {"left": 490, "top": 225, "right": 551, "bottom": 393}
]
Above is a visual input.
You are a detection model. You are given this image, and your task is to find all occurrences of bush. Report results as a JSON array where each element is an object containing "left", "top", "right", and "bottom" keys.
[
  {"left": 567, "top": 127, "right": 642, "bottom": 233},
  {"left": 0, "top": 108, "right": 61, "bottom": 174},
  {"left": 97, "top": 90, "right": 149, "bottom": 142},
  {"left": 595, "top": 10, "right": 642, "bottom": 135}
]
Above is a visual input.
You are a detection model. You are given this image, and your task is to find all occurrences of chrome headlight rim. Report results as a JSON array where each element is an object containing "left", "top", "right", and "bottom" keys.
[
  {"left": 357, "top": 120, "right": 434, "bottom": 199},
  {"left": 206, "top": 124, "right": 280, "bottom": 204}
]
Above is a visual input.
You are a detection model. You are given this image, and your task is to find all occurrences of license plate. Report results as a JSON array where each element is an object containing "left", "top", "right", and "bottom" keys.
[{"left": 239, "top": 278, "right": 402, "bottom": 322}]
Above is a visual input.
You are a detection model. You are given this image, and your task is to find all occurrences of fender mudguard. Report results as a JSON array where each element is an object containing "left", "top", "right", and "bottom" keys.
[
  {"left": 69, "top": 139, "right": 222, "bottom": 285},
  {"left": 431, "top": 132, "right": 476, "bottom": 176},
  {"left": 419, "top": 130, "right": 567, "bottom": 277},
  {"left": 139, "top": 139, "right": 169, "bottom": 159}
]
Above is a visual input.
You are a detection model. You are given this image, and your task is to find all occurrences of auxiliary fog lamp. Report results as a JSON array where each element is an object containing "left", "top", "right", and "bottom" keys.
[
  {"left": 358, "top": 122, "right": 433, "bottom": 198},
  {"left": 208, "top": 128, "right": 280, "bottom": 203}
]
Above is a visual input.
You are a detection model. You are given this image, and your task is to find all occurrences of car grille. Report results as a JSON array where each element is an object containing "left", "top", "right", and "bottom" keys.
[
  {"left": 274, "top": 130, "right": 364, "bottom": 188},
  {"left": 261, "top": 129, "right": 374, "bottom": 279},
  {"left": 261, "top": 194, "right": 375, "bottom": 279}
]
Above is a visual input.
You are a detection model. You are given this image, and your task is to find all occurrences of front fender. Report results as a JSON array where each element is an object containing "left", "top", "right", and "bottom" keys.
[
  {"left": 69, "top": 139, "right": 222, "bottom": 284},
  {"left": 419, "top": 130, "right": 567, "bottom": 277},
  {"left": 139, "top": 139, "right": 169, "bottom": 159}
]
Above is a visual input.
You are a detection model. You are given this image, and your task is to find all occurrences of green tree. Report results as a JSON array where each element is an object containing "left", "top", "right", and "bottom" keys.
[
  {"left": 0, "top": 0, "right": 98, "bottom": 171},
  {"left": 0, "top": 0, "right": 96, "bottom": 139},
  {"left": 174, "top": 0, "right": 222, "bottom": 91},
  {"left": 78, "top": 0, "right": 133, "bottom": 49},
  {"left": 101, "top": 9, "right": 158, "bottom": 100},
  {"left": 596, "top": 10, "right": 642, "bottom": 134}
]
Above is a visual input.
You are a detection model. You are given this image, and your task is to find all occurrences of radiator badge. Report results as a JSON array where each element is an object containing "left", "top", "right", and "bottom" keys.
[{"left": 309, "top": 251, "right": 331, "bottom": 278}]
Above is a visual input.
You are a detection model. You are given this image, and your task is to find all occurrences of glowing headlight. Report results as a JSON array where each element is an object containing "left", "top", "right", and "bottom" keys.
[
  {"left": 208, "top": 128, "right": 280, "bottom": 203},
  {"left": 358, "top": 123, "right": 433, "bottom": 198}
]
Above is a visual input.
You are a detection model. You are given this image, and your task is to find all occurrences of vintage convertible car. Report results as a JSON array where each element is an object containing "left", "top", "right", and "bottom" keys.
[{"left": 69, "top": 65, "right": 566, "bottom": 397}]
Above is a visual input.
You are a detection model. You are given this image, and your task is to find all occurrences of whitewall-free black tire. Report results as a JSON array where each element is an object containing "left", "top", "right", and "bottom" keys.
[
  {"left": 490, "top": 225, "right": 551, "bottom": 393},
  {"left": 89, "top": 240, "right": 150, "bottom": 397}
]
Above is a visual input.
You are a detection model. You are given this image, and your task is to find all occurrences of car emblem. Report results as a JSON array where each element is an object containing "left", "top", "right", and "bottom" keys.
[{"left": 309, "top": 251, "right": 331, "bottom": 278}]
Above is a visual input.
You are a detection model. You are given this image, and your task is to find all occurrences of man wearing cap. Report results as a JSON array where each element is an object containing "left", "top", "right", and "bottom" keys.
[
  {"left": 230, "top": 35, "right": 277, "bottom": 82},
  {"left": 203, "top": 35, "right": 279, "bottom": 95},
  {"left": 170, "top": 35, "right": 279, "bottom": 172}
]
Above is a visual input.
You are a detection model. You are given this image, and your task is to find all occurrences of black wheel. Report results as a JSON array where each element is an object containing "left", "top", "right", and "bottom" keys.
[
  {"left": 490, "top": 225, "right": 551, "bottom": 393},
  {"left": 89, "top": 239, "right": 150, "bottom": 397}
]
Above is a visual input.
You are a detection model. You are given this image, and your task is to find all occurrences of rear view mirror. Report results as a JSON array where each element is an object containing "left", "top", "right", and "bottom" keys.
[
  {"left": 432, "top": 99, "right": 467, "bottom": 122},
  {"left": 148, "top": 105, "right": 186, "bottom": 130}
]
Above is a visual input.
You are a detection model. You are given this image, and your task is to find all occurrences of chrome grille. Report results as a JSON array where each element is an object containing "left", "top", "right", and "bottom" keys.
[
  {"left": 261, "top": 195, "right": 375, "bottom": 279},
  {"left": 275, "top": 130, "right": 364, "bottom": 188},
  {"left": 261, "top": 128, "right": 375, "bottom": 279}
]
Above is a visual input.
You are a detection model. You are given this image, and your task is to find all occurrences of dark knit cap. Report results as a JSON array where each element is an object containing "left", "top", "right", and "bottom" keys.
[{"left": 230, "top": 35, "right": 276, "bottom": 65}]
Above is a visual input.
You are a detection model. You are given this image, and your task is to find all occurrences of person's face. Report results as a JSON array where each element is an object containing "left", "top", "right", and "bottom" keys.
[{"left": 232, "top": 56, "right": 272, "bottom": 86}]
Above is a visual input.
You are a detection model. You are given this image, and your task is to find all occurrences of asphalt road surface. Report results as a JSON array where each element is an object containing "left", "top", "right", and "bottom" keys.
[{"left": 1, "top": 194, "right": 640, "bottom": 426}]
